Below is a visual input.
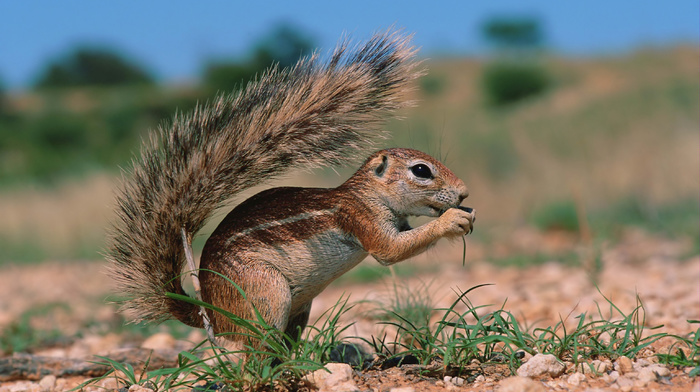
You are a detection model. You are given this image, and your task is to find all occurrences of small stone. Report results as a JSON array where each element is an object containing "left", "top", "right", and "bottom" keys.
[
  {"left": 516, "top": 354, "right": 566, "bottom": 378},
  {"left": 567, "top": 372, "right": 586, "bottom": 386},
  {"left": 452, "top": 377, "right": 465, "bottom": 386},
  {"left": 594, "top": 359, "right": 610, "bottom": 373},
  {"left": 602, "top": 359, "right": 613, "bottom": 371},
  {"left": 39, "top": 375, "right": 56, "bottom": 392},
  {"left": 54, "top": 380, "right": 67, "bottom": 391},
  {"left": 616, "top": 376, "right": 634, "bottom": 392},
  {"left": 497, "top": 376, "right": 546, "bottom": 392},
  {"left": 638, "top": 368, "right": 658, "bottom": 383},
  {"left": 616, "top": 356, "right": 634, "bottom": 374},
  {"left": 141, "top": 332, "right": 176, "bottom": 350},
  {"left": 304, "top": 363, "right": 359, "bottom": 392},
  {"left": 389, "top": 388, "right": 414, "bottom": 392},
  {"left": 474, "top": 375, "right": 486, "bottom": 383},
  {"left": 435, "top": 381, "right": 445, "bottom": 387},
  {"left": 444, "top": 376, "right": 452, "bottom": 384},
  {"left": 634, "top": 358, "right": 651, "bottom": 369},
  {"left": 648, "top": 364, "right": 670, "bottom": 377},
  {"left": 98, "top": 378, "right": 119, "bottom": 390},
  {"left": 602, "top": 370, "right": 620, "bottom": 383},
  {"left": 576, "top": 359, "right": 609, "bottom": 374}
]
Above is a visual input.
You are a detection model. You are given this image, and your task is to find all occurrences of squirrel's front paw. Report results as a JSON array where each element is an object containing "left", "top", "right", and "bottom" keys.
[{"left": 440, "top": 207, "right": 476, "bottom": 237}]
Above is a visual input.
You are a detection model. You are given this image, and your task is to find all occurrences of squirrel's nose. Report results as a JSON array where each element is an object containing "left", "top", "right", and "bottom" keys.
[{"left": 457, "top": 185, "right": 469, "bottom": 204}]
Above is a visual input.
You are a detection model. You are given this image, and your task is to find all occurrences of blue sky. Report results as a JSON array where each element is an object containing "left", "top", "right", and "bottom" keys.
[{"left": 1, "top": 1, "right": 697, "bottom": 90}]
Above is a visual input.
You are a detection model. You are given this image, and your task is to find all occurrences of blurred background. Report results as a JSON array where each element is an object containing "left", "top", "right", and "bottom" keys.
[{"left": 0, "top": 0, "right": 697, "bottom": 265}]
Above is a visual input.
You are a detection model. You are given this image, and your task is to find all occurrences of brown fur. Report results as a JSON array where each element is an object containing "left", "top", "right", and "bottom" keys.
[
  {"left": 197, "top": 148, "right": 474, "bottom": 343},
  {"left": 106, "top": 30, "right": 475, "bottom": 345},
  {"left": 107, "top": 30, "right": 422, "bottom": 325}
]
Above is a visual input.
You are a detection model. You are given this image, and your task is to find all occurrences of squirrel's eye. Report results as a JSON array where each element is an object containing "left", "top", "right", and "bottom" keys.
[{"left": 411, "top": 164, "right": 433, "bottom": 179}]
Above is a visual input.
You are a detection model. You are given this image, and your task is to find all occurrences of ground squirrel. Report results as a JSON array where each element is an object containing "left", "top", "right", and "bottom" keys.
[{"left": 107, "top": 30, "right": 475, "bottom": 346}]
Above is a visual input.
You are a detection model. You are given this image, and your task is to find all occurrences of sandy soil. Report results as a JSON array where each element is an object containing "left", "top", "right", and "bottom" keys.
[{"left": 0, "top": 228, "right": 698, "bottom": 391}]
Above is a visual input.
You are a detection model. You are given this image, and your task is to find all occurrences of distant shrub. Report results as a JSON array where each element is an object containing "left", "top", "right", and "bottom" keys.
[
  {"left": 35, "top": 47, "right": 154, "bottom": 89},
  {"left": 419, "top": 74, "right": 446, "bottom": 96},
  {"left": 530, "top": 200, "right": 580, "bottom": 232},
  {"left": 481, "top": 16, "right": 543, "bottom": 51},
  {"left": 592, "top": 197, "right": 700, "bottom": 244},
  {"left": 481, "top": 62, "right": 549, "bottom": 106}
]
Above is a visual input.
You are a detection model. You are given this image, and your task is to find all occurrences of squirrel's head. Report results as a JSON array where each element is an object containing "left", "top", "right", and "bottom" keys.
[{"left": 351, "top": 148, "right": 469, "bottom": 217}]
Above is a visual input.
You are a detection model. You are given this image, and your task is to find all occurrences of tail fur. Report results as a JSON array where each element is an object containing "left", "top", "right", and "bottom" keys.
[{"left": 107, "top": 30, "right": 422, "bottom": 325}]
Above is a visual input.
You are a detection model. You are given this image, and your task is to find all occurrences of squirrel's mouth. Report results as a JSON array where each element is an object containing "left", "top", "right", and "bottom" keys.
[{"left": 430, "top": 205, "right": 446, "bottom": 215}]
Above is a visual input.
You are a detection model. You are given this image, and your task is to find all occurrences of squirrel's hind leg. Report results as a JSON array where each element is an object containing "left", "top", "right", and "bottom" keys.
[
  {"left": 284, "top": 302, "right": 312, "bottom": 343},
  {"left": 202, "top": 260, "right": 293, "bottom": 346}
]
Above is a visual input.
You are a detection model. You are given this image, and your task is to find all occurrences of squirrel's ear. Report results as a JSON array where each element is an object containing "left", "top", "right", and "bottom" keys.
[{"left": 374, "top": 155, "right": 388, "bottom": 178}]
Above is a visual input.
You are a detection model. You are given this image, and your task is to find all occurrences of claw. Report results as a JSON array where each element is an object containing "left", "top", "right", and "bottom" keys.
[{"left": 458, "top": 206, "right": 475, "bottom": 235}]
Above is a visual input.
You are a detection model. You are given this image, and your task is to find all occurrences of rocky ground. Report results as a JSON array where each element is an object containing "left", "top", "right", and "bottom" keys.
[{"left": 0, "top": 228, "right": 698, "bottom": 391}]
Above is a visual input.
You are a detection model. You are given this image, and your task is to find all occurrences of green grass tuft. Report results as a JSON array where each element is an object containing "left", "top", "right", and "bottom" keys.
[{"left": 81, "top": 282, "right": 699, "bottom": 390}]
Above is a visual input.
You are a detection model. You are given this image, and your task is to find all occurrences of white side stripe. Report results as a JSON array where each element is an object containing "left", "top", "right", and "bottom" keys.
[{"left": 226, "top": 207, "right": 338, "bottom": 244}]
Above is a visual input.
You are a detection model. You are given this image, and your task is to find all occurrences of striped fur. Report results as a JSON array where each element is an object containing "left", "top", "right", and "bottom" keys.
[{"left": 106, "top": 30, "right": 422, "bottom": 325}]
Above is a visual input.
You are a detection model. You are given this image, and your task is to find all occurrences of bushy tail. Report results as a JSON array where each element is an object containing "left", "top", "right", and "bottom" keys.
[{"left": 106, "top": 30, "right": 422, "bottom": 325}]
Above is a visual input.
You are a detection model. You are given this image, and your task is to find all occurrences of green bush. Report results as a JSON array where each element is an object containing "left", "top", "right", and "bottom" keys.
[
  {"left": 34, "top": 47, "right": 154, "bottom": 89},
  {"left": 419, "top": 74, "right": 446, "bottom": 96},
  {"left": 530, "top": 200, "right": 580, "bottom": 232},
  {"left": 482, "top": 62, "right": 549, "bottom": 106}
]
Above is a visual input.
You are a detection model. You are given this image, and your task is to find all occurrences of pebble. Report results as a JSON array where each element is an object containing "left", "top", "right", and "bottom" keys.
[
  {"left": 616, "top": 375, "right": 634, "bottom": 392},
  {"left": 566, "top": 372, "right": 586, "bottom": 386},
  {"left": 652, "top": 364, "right": 671, "bottom": 376},
  {"left": 516, "top": 354, "right": 566, "bottom": 378},
  {"left": 575, "top": 359, "right": 609, "bottom": 374},
  {"left": 128, "top": 385, "right": 154, "bottom": 392},
  {"left": 443, "top": 376, "right": 465, "bottom": 386},
  {"left": 54, "top": 379, "right": 68, "bottom": 391},
  {"left": 98, "top": 378, "right": 120, "bottom": 390},
  {"left": 304, "top": 363, "right": 360, "bottom": 392},
  {"left": 615, "top": 356, "right": 634, "bottom": 374},
  {"left": 634, "top": 358, "right": 651, "bottom": 369},
  {"left": 38, "top": 375, "right": 56, "bottom": 392},
  {"left": 638, "top": 367, "right": 659, "bottom": 383},
  {"left": 602, "top": 370, "right": 620, "bottom": 383},
  {"left": 497, "top": 376, "right": 546, "bottom": 392}
]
